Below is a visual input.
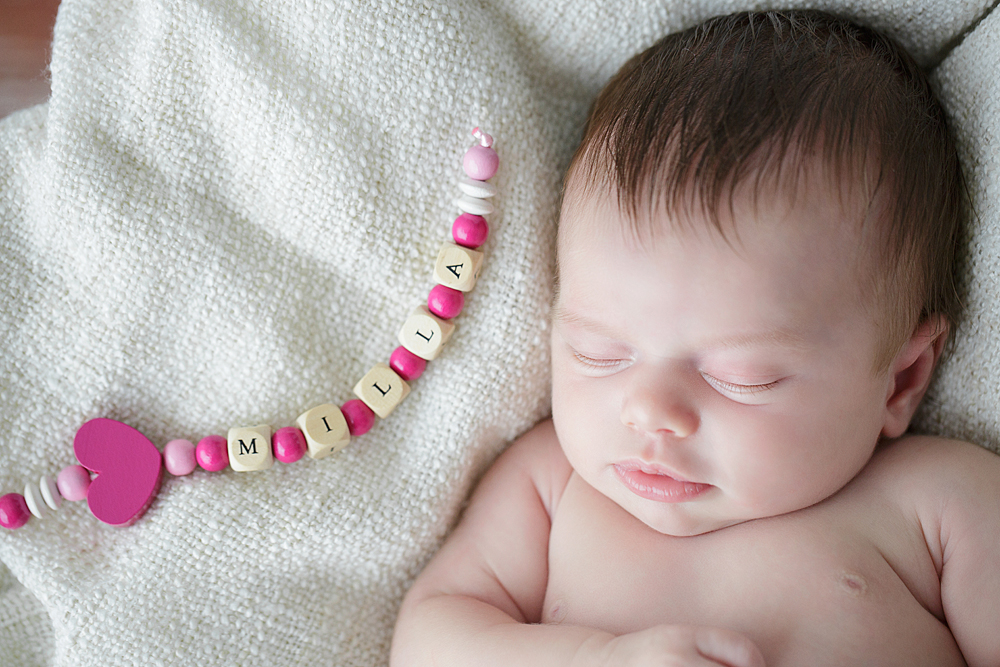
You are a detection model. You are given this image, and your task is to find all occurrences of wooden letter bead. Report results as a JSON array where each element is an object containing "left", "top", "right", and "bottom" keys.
[
  {"left": 296, "top": 404, "right": 351, "bottom": 460},
  {"left": 353, "top": 363, "right": 410, "bottom": 419},
  {"left": 398, "top": 306, "right": 455, "bottom": 361},
  {"left": 227, "top": 425, "right": 274, "bottom": 472},
  {"left": 434, "top": 242, "right": 483, "bottom": 292}
]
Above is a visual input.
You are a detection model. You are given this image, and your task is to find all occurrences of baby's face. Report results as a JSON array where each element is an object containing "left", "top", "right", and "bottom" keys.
[{"left": 551, "top": 177, "right": 896, "bottom": 536}]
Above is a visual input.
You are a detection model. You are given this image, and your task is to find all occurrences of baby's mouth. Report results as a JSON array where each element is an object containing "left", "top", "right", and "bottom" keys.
[{"left": 613, "top": 461, "right": 712, "bottom": 503}]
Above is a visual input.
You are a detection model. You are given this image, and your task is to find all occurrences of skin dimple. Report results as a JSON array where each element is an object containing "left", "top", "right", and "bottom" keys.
[
  {"left": 839, "top": 572, "right": 869, "bottom": 597},
  {"left": 546, "top": 599, "right": 567, "bottom": 624}
]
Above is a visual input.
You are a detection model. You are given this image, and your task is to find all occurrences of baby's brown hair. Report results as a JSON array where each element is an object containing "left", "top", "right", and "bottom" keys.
[{"left": 565, "top": 10, "right": 965, "bottom": 372}]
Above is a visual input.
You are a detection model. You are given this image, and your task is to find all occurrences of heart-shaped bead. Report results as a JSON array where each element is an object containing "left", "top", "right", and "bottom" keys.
[{"left": 74, "top": 418, "right": 163, "bottom": 526}]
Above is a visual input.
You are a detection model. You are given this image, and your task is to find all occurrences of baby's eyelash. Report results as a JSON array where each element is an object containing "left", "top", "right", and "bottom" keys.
[
  {"left": 573, "top": 352, "right": 627, "bottom": 369},
  {"left": 702, "top": 374, "right": 781, "bottom": 395}
]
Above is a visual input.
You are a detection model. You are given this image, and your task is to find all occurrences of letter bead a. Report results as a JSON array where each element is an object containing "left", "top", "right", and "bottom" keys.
[{"left": 434, "top": 242, "right": 483, "bottom": 292}]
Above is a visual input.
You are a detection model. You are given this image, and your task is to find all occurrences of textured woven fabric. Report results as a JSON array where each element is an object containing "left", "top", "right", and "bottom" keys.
[
  {"left": 916, "top": 7, "right": 1000, "bottom": 452},
  {"left": 0, "top": 0, "right": 997, "bottom": 664}
]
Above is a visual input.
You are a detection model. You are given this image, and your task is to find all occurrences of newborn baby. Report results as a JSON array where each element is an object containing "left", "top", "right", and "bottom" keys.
[{"left": 391, "top": 10, "right": 1000, "bottom": 666}]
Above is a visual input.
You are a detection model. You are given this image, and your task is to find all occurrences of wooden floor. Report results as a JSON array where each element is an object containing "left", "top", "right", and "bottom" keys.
[{"left": 0, "top": 0, "right": 60, "bottom": 118}]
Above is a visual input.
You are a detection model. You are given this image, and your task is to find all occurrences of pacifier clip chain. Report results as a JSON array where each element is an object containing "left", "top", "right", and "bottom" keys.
[{"left": 0, "top": 128, "right": 499, "bottom": 530}]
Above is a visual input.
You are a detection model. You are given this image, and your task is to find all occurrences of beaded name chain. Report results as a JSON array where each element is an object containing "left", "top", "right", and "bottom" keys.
[{"left": 0, "top": 129, "right": 499, "bottom": 530}]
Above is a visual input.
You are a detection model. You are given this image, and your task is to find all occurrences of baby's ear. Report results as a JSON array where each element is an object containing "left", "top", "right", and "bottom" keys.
[{"left": 881, "top": 315, "right": 949, "bottom": 439}]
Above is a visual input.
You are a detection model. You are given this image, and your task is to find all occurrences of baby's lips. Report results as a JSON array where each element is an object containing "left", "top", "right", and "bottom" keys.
[{"left": 614, "top": 462, "right": 712, "bottom": 502}]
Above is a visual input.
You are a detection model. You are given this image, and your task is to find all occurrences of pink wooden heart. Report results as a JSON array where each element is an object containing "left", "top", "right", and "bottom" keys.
[{"left": 74, "top": 418, "right": 163, "bottom": 526}]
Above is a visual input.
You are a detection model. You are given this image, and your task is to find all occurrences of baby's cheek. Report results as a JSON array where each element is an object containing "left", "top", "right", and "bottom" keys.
[{"left": 720, "top": 418, "right": 813, "bottom": 510}]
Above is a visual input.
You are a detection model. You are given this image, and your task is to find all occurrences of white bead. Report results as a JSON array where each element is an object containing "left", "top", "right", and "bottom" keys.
[
  {"left": 24, "top": 482, "right": 49, "bottom": 519},
  {"left": 458, "top": 176, "right": 498, "bottom": 199},
  {"left": 455, "top": 194, "right": 494, "bottom": 216},
  {"left": 40, "top": 475, "right": 62, "bottom": 510}
]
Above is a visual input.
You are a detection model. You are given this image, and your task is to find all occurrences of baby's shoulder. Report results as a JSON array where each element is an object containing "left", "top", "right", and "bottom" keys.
[
  {"left": 860, "top": 434, "right": 1000, "bottom": 539},
  {"left": 863, "top": 436, "right": 1000, "bottom": 663},
  {"left": 492, "top": 419, "right": 574, "bottom": 520},
  {"left": 864, "top": 434, "right": 1000, "bottom": 494}
]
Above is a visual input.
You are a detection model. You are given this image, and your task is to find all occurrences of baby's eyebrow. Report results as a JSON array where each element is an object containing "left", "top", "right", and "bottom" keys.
[
  {"left": 550, "top": 306, "right": 622, "bottom": 339},
  {"left": 709, "top": 328, "right": 810, "bottom": 352},
  {"left": 553, "top": 304, "right": 809, "bottom": 351}
]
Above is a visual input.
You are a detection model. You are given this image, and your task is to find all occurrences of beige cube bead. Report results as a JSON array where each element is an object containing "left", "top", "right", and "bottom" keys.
[
  {"left": 353, "top": 363, "right": 410, "bottom": 419},
  {"left": 228, "top": 424, "right": 274, "bottom": 472},
  {"left": 296, "top": 403, "right": 351, "bottom": 459},
  {"left": 398, "top": 305, "right": 455, "bottom": 360},
  {"left": 434, "top": 242, "right": 483, "bottom": 292}
]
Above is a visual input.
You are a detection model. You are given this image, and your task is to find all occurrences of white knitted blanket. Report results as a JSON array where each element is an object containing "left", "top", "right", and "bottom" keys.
[{"left": 1, "top": 0, "right": 998, "bottom": 664}]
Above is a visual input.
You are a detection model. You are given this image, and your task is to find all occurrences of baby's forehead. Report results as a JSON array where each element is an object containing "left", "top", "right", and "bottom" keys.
[{"left": 558, "top": 152, "right": 878, "bottom": 253}]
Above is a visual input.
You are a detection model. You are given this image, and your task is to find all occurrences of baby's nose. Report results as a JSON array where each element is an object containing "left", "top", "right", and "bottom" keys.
[{"left": 620, "top": 371, "right": 699, "bottom": 438}]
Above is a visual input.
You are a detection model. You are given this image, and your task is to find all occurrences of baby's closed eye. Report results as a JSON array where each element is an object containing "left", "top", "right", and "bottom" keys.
[
  {"left": 572, "top": 351, "right": 631, "bottom": 373},
  {"left": 700, "top": 372, "right": 784, "bottom": 404}
]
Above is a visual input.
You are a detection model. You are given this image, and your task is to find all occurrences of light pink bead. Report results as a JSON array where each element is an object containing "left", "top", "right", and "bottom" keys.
[
  {"left": 452, "top": 213, "right": 489, "bottom": 248},
  {"left": 428, "top": 285, "right": 464, "bottom": 319},
  {"left": 196, "top": 435, "right": 229, "bottom": 472},
  {"left": 57, "top": 464, "right": 92, "bottom": 501},
  {"left": 163, "top": 439, "right": 197, "bottom": 476},
  {"left": 0, "top": 493, "right": 31, "bottom": 530},
  {"left": 341, "top": 399, "right": 376, "bottom": 436},
  {"left": 390, "top": 345, "right": 427, "bottom": 382},
  {"left": 273, "top": 427, "right": 307, "bottom": 463},
  {"left": 463, "top": 145, "right": 499, "bottom": 180}
]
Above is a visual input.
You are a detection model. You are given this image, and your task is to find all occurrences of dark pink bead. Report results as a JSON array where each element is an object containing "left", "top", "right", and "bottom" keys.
[
  {"left": 428, "top": 285, "right": 464, "bottom": 319},
  {"left": 463, "top": 144, "right": 499, "bottom": 180},
  {"left": 0, "top": 493, "right": 30, "bottom": 530},
  {"left": 273, "top": 427, "right": 307, "bottom": 464},
  {"left": 196, "top": 435, "right": 229, "bottom": 472},
  {"left": 341, "top": 399, "right": 375, "bottom": 436},
  {"left": 451, "top": 213, "right": 489, "bottom": 248},
  {"left": 390, "top": 345, "right": 427, "bottom": 382}
]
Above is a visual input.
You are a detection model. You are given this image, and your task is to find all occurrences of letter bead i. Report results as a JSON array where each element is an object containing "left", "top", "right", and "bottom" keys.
[{"left": 296, "top": 404, "right": 351, "bottom": 459}]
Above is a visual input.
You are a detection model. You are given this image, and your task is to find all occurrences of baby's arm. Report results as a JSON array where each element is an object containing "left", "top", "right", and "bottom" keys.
[
  {"left": 389, "top": 419, "right": 763, "bottom": 667},
  {"left": 911, "top": 437, "right": 1000, "bottom": 666}
]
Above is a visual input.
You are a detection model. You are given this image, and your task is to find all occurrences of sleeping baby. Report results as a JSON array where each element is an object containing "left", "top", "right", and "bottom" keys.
[{"left": 390, "top": 10, "right": 1000, "bottom": 666}]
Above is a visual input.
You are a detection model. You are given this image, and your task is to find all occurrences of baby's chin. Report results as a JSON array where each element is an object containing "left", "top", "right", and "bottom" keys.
[
  {"left": 613, "top": 490, "right": 762, "bottom": 537},
  {"left": 636, "top": 512, "right": 748, "bottom": 538}
]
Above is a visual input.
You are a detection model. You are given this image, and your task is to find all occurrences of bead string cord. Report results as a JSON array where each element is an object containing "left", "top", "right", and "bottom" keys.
[{"left": 0, "top": 128, "right": 499, "bottom": 531}]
